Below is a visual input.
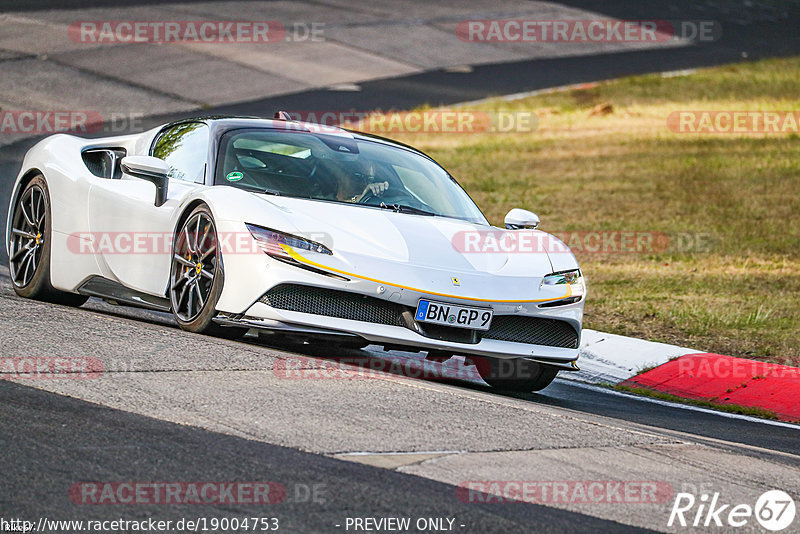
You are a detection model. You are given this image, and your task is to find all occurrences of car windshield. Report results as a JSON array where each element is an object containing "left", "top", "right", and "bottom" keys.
[{"left": 215, "top": 128, "right": 488, "bottom": 224}]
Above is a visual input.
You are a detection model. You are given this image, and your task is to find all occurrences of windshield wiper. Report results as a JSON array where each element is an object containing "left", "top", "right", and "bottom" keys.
[
  {"left": 378, "top": 202, "right": 435, "bottom": 216},
  {"left": 237, "top": 184, "right": 282, "bottom": 196},
  {"left": 259, "top": 188, "right": 282, "bottom": 196}
]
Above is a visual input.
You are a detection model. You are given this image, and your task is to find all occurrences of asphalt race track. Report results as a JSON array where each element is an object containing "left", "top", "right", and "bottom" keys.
[
  {"left": 1, "top": 267, "right": 798, "bottom": 532},
  {"left": 2, "top": 1, "right": 800, "bottom": 532},
  {"left": 1, "top": 382, "right": 644, "bottom": 533}
]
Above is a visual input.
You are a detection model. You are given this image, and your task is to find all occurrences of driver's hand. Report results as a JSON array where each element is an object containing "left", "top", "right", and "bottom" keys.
[{"left": 356, "top": 181, "right": 389, "bottom": 201}]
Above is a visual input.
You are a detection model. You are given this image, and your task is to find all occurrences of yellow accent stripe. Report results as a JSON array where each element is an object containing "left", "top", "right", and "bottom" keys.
[{"left": 280, "top": 245, "right": 572, "bottom": 304}]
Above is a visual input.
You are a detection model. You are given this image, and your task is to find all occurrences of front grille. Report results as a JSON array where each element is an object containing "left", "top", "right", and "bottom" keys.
[
  {"left": 260, "top": 284, "right": 578, "bottom": 348},
  {"left": 260, "top": 284, "right": 405, "bottom": 326},
  {"left": 484, "top": 315, "right": 579, "bottom": 348}
]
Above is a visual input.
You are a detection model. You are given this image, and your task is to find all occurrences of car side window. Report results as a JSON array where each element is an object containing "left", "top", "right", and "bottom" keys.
[{"left": 152, "top": 122, "right": 209, "bottom": 183}]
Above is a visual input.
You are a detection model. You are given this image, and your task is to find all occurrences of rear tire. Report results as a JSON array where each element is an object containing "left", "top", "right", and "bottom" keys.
[
  {"left": 8, "top": 175, "right": 88, "bottom": 307},
  {"left": 475, "top": 357, "right": 559, "bottom": 392},
  {"left": 169, "top": 204, "right": 246, "bottom": 339}
]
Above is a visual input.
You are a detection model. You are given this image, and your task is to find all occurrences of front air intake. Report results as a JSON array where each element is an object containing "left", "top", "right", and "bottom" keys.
[
  {"left": 260, "top": 284, "right": 579, "bottom": 348},
  {"left": 260, "top": 284, "right": 406, "bottom": 326}
]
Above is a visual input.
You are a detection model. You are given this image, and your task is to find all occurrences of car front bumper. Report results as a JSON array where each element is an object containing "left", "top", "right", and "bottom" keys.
[
  {"left": 217, "top": 278, "right": 583, "bottom": 371},
  {"left": 214, "top": 221, "right": 584, "bottom": 369}
]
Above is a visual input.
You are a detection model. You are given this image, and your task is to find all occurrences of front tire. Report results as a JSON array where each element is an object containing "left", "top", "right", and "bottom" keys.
[
  {"left": 475, "top": 357, "right": 559, "bottom": 392},
  {"left": 8, "top": 175, "right": 88, "bottom": 307},
  {"left": 169, "top": 205, "right": 245, "bottom": 339}
]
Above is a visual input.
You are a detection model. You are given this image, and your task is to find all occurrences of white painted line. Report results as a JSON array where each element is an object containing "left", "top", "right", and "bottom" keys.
[
  {"left": 326, "top": 83, "right": 361, "bottom": 92},
  {"left": 454, "top": 81, "right": 602, "bottom": 107},
  {"left": 453, "top": 68, "right": 697, "bottom": 107},
  {"left": 561, "top": 379, "right": 800, "bottom": 430},
  {"left": 335, "top": 450, "right": 463, "bottom": 456},
  {"left": 660, "top": 68, "right": 697, "bottom": 78}
]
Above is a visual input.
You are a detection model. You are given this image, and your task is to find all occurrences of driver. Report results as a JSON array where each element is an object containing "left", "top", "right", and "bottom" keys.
[
  {"left": 353, "top": 180, "right": 389, "bottom": 202},
  {"left": 337, "top": 160, "right": 390, "bottom": 203}
]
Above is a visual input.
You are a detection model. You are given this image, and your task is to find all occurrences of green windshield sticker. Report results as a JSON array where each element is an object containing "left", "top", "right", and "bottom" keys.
[{"left": 226, "top": 171, "right": 243, "bottom": 182}]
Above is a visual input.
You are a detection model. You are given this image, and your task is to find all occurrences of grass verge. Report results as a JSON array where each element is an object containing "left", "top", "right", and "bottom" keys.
[
  {"left": 613, "top": 384, "right": 784, "bottom": 421},
  {"left": 389, "top": 56, "right": 800, "bottom": 365}
]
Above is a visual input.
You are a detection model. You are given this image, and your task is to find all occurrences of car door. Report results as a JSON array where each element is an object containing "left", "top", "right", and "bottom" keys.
[{"left": 87, "top": 122, "right": 210, "bottom": 296}]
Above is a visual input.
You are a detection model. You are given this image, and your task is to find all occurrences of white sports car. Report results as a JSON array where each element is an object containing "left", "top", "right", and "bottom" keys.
[{"left": 6, "top": 114, "right": 584, "bottom": 391}]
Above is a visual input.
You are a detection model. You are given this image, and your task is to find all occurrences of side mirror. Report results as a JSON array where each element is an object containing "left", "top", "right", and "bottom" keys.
[
  {"left": 121, "top": 156, "right": 169, "bottom": 207},
  {"left": 504, "top": 208, "right": 540, "bottom": 230}
]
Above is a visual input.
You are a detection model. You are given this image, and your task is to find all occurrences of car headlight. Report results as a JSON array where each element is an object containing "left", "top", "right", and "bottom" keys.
[
  {"left": 542, "top": 269, "right": 585, "bottom": 298},
  {"left": 246, "top": 223, "right": 332, "bottom": 259}
]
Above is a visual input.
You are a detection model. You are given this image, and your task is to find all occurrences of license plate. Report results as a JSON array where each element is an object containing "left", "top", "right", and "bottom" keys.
[{"left": 415, "top": 299, "right": 493, "bottom": 331}]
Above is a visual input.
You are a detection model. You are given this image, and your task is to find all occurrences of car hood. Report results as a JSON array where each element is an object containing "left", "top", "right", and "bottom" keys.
[{"left": 218, "top": 191, "right": 580, "bottom": 302}]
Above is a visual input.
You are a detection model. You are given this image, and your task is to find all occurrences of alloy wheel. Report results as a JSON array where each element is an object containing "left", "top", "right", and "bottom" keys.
[
  {"left": 170, "top": 212, "right": 217, "bottom": 322},
  {"left": 9, "top": 185, "right": 46, "bottom": 288}
]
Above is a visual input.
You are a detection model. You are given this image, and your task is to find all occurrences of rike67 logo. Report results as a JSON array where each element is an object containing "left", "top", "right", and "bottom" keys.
[{"left": 669, "top": 490, "right": 796, "bottom": 531}]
